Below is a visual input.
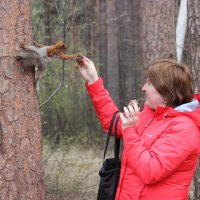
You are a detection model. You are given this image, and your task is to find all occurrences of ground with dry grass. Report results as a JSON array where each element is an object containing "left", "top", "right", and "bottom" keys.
[
  {"left": 43, "top": 144, "right": 106, "bottom": 200},
  {"left": 43, "top": 144, "right": 195, "bottom": 200}
]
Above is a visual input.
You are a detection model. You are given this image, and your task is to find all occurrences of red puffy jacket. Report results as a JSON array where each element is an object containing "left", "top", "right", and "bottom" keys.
[{"left": 86, "top": 78, "right": 200, "bottom": 200}]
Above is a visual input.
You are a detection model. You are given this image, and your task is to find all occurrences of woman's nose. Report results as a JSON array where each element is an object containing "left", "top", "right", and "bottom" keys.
[{"left": 142, "top": 84, "right": 146, "bottom": 91}]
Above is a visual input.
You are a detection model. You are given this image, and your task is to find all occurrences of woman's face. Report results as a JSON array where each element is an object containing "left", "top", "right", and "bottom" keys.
[{"left": 142, "top": 79, "right": 166, "bottom": 109}]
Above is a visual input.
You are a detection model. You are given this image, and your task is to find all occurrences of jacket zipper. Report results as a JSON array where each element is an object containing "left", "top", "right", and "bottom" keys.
[{"left": 145, "top": 117, "right": 154, "bottom": 127}]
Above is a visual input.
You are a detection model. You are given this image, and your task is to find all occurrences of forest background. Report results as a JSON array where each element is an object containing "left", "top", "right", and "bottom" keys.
[
  {"left": 33, "top": 0, "right": 199, "bottom": 199},
  {"left": 0, "top": 0, "right": 199, "bottom": 199}
]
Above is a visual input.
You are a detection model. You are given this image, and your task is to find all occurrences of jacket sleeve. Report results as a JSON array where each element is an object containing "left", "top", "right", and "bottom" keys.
[
  {"left": 86, "top": 77, "right": 122, "bottom": 137},
  {"left": 123, "top": 117, "right": 200, "bottom": 184}
]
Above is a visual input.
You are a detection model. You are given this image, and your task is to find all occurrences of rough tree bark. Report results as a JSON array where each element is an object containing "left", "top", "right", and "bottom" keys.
[
  {"left": 0, "top": 1, "right": 45, "bottom": 199},
  {"left": 188, "top": 1, "right": 200, "bottom": 199},
  {"left": 140, "top": 0, "right": 176, "bottom": 68}
]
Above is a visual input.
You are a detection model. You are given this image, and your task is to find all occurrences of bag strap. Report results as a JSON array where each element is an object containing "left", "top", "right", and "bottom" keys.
[
  {"left": 103, "top": 111, "right": 120, "bottom": 160},
  {"left": 114, "top": 116, "right": 120, "bottom": 160}
]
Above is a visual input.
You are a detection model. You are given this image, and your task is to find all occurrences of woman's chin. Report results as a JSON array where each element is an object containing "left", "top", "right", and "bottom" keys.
[
  {"left": 145, "top": 100, "right": 149, "bottom": 106},
  {"left": 145, "top": 101, "right": 155, "bottom": 109}
]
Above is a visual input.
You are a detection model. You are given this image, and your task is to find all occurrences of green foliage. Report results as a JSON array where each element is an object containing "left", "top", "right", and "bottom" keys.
[
  {"left": 31, "top": 0, "right": 43, "bottom": 40},
  {"left": 38, "top": 59, "right": 102, "bottom": 145},
  {"left": 31, "top": 0, "right": 103, "bottom": 145}
]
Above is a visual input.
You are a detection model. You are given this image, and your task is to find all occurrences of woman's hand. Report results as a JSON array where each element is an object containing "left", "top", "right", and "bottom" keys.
[
  {"left": 120, "top": 100, "right": 140, "bottom": 130},
  {"left": 76, "top": 56, "right": 99, "bottom": 85}
]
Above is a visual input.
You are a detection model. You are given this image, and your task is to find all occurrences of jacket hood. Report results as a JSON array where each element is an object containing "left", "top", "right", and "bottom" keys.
[
  {"left": 145, "top": 94, "right": 200, "bottom": 130},
  {"left": 171, "top": 94, "right": 200, "bottom": 130},
  {"left": 174, "top": 99, "right": 199, "bottom": 112}
]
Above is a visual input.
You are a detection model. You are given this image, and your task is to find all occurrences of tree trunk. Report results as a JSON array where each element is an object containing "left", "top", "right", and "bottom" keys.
[
  {"left": 95, "top": 0, "right": 100, "bottom": 55},
  {"left": 42, "top": 0, "right": 57, "bottom": 44},
  {"left": 99, "top": 0, "right": 107, "bottom": 86},
  {"left": 117, "top": 0, "right": 142, "bottom": 107},
  {"left": 70, "top": 0, "right": 75, "bottom": 51},
  {"left": 84, "top": 0, "right": 92, "bottom": 55},
  {"left": 0, "top": 1, "right": 45, "bottom": 199},
  {"left": 188, "top": 1, "right": 200, "bottom": 199},
  {"left": 188, "top": 0, "right": 200, "bottom": 93},
  {"left": 77, "top": 25, "right": 82, "bottom": 52},
  {"left": 140, "top": 0, "right": 176, "bottom": 68},
  {"left": 106, "top": 0, "right": 119, "bottom": 106}
]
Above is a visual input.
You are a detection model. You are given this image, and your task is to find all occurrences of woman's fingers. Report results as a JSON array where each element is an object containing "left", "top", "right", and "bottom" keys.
[
  {"left": 121, "top": 100, "right": 140, "bottom": 129},
  {"left": 83, "top": 56, "right": 91, "bottom": 62},
  {"left": 120, "top": 112, "right": 126, "bottom": 121},
  {"left": 129, "top": 100, "right": 140, "bottom": 112},
  {"left": 123, "top": 105, "right": 137, "bottom": 118},
  {"left": 132, "top": 100, "right": 140, "bottom": 113},
  {"left": 122, "top": 100, "right": 140, "bottom": 118},
  {"left": 123, "top": 106, "right": 130, "bottom": 118},
  {"left": 127, "top": 105, "right": 135, "bottom": 117}
]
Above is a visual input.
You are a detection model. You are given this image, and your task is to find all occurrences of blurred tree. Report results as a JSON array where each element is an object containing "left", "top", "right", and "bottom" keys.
[
  {"left": 84, "top": 0, "right": 92, "bottom": 55},
  {"left": 70, "top": 0, "right": 75, "bottom": 51},
  {"left": 117, "top": 0, "right": 142, "bottom": 107},
  {"left": 98, "top": 0, "right": 108, "bottom": 85},
  {"left": 0, "top": 0, "right": 45, "bottom": 199},
  {"left": 140, "top": 0, "right": 176, "bottom": 68},
  {"left": 94, "top": 0, "right": 100, "bottom": 55},
  {"left": 106, "top": 0, "right": 120, "bottom": 106},
  {"left": 43, "top": 0, "right": 55, "bottom": 44}
]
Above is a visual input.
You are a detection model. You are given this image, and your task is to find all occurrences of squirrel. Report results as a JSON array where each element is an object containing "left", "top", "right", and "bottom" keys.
[{"left": 16, "top": 41, "right": 80, "bottom": 82}]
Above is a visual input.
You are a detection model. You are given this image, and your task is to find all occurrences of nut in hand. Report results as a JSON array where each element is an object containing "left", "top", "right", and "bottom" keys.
[{"left": 76, "top": 54, "right": 84, "bottom": 66}]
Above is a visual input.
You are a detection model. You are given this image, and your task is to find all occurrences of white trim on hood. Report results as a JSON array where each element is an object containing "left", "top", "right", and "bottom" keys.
[{"left": 174, "top": 99, "right": 200, "bottom": 112}]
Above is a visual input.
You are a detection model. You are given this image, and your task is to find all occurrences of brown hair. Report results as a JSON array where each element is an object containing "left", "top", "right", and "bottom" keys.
[{"left": 145, "top": 59, "right": 193, "bottom": 107}]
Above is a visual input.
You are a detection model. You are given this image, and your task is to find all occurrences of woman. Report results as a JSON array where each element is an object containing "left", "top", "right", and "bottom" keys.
[{"left": 76, "top": 57, "right": 200, "bottom": 200}]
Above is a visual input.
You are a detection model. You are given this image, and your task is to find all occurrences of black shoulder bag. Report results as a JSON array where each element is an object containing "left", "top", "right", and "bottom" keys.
[{"left": 97, "top": 111, "right": 121, "bottom": 200}]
